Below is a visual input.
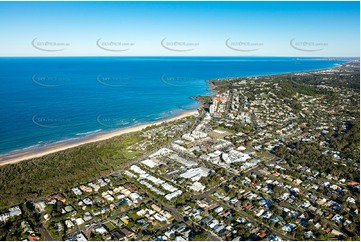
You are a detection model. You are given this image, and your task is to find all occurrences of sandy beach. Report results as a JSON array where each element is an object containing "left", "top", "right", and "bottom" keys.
[{"left": 0, "top": 110, "right": 198, "bottom": 166}]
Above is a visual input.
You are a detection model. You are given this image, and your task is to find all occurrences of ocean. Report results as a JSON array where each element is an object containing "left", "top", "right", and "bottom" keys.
[{"left": 0, "top": 57, "right": 345, "bottom": 155}]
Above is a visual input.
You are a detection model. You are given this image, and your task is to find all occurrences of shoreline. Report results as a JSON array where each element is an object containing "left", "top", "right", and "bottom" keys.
[
  {"left": 0, "top": 61, "right": 349, "bottom": 167},
  {"left": 0, "top": 110, "right": 199, "bottom": 166}
]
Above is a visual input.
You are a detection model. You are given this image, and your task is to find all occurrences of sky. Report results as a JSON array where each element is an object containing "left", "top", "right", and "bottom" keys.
[{"left": 0, "top": 1, "right": 359, "bottom": 57}]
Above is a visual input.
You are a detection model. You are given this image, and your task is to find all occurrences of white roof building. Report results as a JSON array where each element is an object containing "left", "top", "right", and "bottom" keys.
[
  {"left": 130, "top": 165, "right": 146, "bottom": 175},
  {"left": 95, "top": 226, "right": 108, "bottom": 234},
  {"left": 162, "top": 183, "right": 178, "bottom": 192},
  {"left": 189, "top": 182, "right": 206, "bottom": 192},
  {"left": 165, "top": 190, "right": 182, "bottom": 200},
  {"left": 179, "top": 167, "right": 211, "bottom": 181},
  {"left": 154, "top": 213, "right": 167, "bottom": 222},
  {"left": 169, "top": 154, "right": 197, "bottom": 167},
  {"left": 65, "top": 220, "right": 75, "bottom": 229},
  {"left": 75, "top": 218, "right": 85, "bottom": 226},
  {"left": 149, "top": 148, "right": 173, "bottom": 158},
  {"left": 72, "top": 187, "right": 83, "bottom": 196},
  {"left": 214, "top": 206, "right": 224, "bottom": 213},
  {"left": 222, "top": 150, "right": 251, "bottom": 163},
  {"left": 141, "top": 159, "right": 159, "bottom": 168}
]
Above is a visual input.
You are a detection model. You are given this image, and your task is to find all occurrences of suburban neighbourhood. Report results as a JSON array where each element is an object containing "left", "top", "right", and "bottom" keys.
[{"left": 0, "top": 62, "right": 359, "bottom": 241}]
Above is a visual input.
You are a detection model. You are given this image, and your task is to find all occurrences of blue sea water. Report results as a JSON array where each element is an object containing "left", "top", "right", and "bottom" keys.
[{"left": 0, "top": 57, "right": 345, "bottom": 155}]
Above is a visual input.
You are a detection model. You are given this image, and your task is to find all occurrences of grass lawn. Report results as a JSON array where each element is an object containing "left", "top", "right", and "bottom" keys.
[
  {"left": 104, "top": 221, "right": 117, "bottom": 231},
  {"left": 208, "top": 128, "right": 233, "bottom": 139}
]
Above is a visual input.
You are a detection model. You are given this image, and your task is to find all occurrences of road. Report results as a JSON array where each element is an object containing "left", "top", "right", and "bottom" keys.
[
  {"left": 205, "top": 193, "right": 295, "bottom": 241},
  {"left": 34, "top": 109, "right": 293, "bottom": 241},
  {"left": 189, "top": 169, "right": 295, "bottom": 241},
  {"left": 39, "top": 223, "right": 55, "bottom": 241},
  {"left": 25, "top": 202, "right": 56, "bottom": 241}
]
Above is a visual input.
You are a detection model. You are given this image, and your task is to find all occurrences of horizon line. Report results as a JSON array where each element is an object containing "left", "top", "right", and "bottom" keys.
[{"left": 0, "top": 56, "right": 359, "bottom": 58}]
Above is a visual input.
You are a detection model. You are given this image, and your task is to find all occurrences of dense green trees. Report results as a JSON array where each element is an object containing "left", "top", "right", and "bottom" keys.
[
  {"left": 0, "top": 115, "right": 196, "bottom": 209},
  {"left": 273, "top": 118, "right": 360, "bottom": 181},
  {"left": 190, "top": 230, "right": 210, "bottom": 241},
  {"left": 0, "top": 132, "right": 144, "bottom": 209}
]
